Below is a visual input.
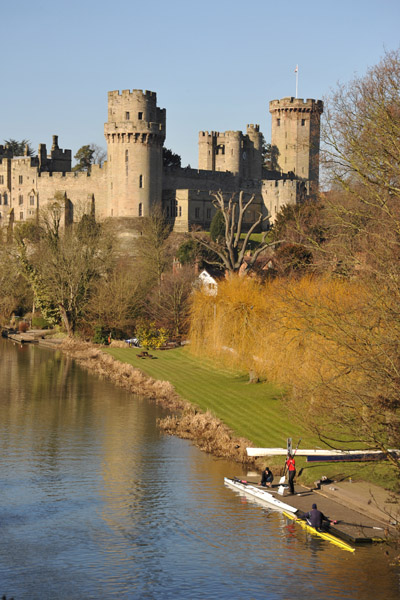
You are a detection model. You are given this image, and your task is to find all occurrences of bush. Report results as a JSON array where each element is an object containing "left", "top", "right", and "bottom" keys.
[
  {"left": 136, "top": 321, "right": 168, "bottom": 349},
  {"left": 92, "top": 326, "right": 110, "bottom": 345},
  {"left": 32, "top": 315, "right": 51, "bottom": 329}
]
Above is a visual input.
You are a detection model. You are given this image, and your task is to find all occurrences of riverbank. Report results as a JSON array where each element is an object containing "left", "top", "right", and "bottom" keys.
[
  {"left": 59, "top": 338, "right": 253, "bottom": 464},
  {"left": 6, "top": 332, "right": 400, "bottom": 548},
  {"left": 8, "top": 332, "right": 398, "bottom": 490}
]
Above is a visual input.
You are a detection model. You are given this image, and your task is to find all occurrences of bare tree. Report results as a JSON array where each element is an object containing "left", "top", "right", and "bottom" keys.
[
  {"left": 15, "top": 202, "right": 116, "bottom": 335},
  {"left": 193, "top": 190, "right": 278, "bottom": 273},
  {"left": 145, "top": 265, "right": 195, "bottom": 335}
]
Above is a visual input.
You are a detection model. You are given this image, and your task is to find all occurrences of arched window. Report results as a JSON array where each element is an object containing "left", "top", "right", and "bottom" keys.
[{"left": 138, "top": 203, "right": 143, "bottom": 217}]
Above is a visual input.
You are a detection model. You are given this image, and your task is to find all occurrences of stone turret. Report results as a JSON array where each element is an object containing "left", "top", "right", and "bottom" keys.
[
  {"left": 198, "top": 126, "right": 262, "bottom": 180},
  {"left": 244, "top": 124, "right": 262, "bottom": 180},
  {"left": 104, "top": 89, "right": 166, "bottom": 218},
  {"left": 269, "top": 97, "right": 323, "bottom": 196}
]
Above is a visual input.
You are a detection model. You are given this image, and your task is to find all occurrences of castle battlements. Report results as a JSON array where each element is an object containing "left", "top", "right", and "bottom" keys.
[
  {"left": 108, "top": 89, "right": 157, "bottom": 101},
  {"left": 269, "top": 97, "right": 323, "bottom": 113}
]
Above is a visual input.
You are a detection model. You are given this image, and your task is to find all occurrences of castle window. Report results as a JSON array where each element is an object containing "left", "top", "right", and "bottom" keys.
[
  {"left": 20, "top": 212, "right": 24, "bottom": 220},
  {"left": 0, "top": 195, "right": 2, "bottom": 205},
  {"left": 138, "top": 203, "right": 143, "bottom": 217},
  {"left": 125, "top": 112, "right": 130, "bottom": 120},
  {"left": 30, "top": 195, "right": 35, "bottom": 206},
  {"left": 0, "top": 175, "right": 3, "bottom": 184},
  {"left": 301, "top": 119, "right": 305, "bottom": 126},
  {"left": 19, "top": 194, "right": 23, "bottom": 205},
  {"left": 139, "top": 174, "right": 143, "bottom": 188},
  {"left": 277, "top": 119, "right": 280, "bottom": 126},
  {"left": 195, "top": 207, "right": 200, "bottom": 219},
  {"left": 125, "top": 150, "right": 129, "bottom": 162},
  {"left": 3, "top": 193, "right": 7, "bottom": 205},
  {"left": 178, "top": 206, "right": 182, "bottom": 217},
  {"left": 138, "top": 112, "right": 143, "bottom": 120},
  {"left": 19, "top": 175, "right": 23, "bottom": 184}
]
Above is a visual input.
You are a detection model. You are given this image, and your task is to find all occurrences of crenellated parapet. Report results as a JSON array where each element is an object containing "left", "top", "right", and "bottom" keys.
[
  {"left": 269, "top": 97, "right": 323, "bottom": 114},
  {"left": 105, "top": 89, "right": 166, "bottom": 145}
]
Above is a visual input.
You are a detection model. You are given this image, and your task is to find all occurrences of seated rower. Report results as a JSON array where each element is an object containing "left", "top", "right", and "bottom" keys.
[
  {"left": 303, "top": 503, "right": 333, "bottom": 531},
  {"left": 260, "top": 467, "right": 274, "bottom": 487}
]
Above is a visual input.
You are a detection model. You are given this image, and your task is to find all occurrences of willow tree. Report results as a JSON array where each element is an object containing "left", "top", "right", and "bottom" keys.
[{"left": 278, "top": 48, "right": 400, "bottom": 471}]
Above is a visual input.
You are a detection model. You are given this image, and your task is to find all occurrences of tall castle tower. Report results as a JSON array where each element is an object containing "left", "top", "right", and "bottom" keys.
[
  {"left": 269, "top": 97, "right": 323, "bottom": 195},
  {"left": 104, "top": 90, "right": 166, "bottom": 218}
]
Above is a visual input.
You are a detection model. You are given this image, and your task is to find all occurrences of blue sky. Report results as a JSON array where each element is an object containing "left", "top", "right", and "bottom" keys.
[{"left": 1, "top": 0, "right": 399, "bottom": 167}]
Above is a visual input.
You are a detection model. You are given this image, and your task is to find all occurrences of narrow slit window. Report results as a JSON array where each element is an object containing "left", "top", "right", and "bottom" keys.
[
  {"left": 139, "top": 174, "right": 143, "bottom": 188},
  {"left": 125, "top": 112, "right": 130, "bottom": 120},
  {"left": 138, "top": 203, "right": 143, "bottom": 217}
]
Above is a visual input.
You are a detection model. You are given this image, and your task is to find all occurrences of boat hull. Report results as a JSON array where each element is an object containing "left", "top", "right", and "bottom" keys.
[
  {"left": 224, "top": 477, "right": 297, "bottom": 514},
  {"left": 282, "top": 510, "right": 355, "bottom": 552}
]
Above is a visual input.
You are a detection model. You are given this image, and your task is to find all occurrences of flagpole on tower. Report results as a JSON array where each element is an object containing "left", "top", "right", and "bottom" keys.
[{"left": 295, "top": 65, "right": 299, "bottom": 98}]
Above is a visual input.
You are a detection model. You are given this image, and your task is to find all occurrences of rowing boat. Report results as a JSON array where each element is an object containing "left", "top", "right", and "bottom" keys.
[
  {"left": 224, "top": 477, "right": 297, "bottom": 514},
  {"left": 282, "top": 510, "right": 355, "bottom": 552}
]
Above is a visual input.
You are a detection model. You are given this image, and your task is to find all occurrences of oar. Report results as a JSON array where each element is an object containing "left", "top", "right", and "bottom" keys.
[{"left": 279, "top": 438, "right": 301, "bottom": 484}]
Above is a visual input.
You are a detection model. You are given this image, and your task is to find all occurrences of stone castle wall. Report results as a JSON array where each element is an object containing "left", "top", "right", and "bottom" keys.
[{"left": 0, "top": 89, "right": 323, "bottom": 230}]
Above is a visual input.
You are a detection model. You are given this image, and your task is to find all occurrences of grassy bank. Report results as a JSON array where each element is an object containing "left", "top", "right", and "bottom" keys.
[
  {"left": 105, "top": 345, "right": 398, "bottom": 490},
  {"left": 106, "top": 345, "right": 299, "bottom": 447}
]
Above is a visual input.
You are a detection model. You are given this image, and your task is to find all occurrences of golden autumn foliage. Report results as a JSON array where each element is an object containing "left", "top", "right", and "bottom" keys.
[{"left": 189, "top": 275, "right": 400, "bottom": 471}]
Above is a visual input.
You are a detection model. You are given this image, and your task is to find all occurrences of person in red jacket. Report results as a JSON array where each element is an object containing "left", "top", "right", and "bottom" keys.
[{"left": 286, "top": 453, "right": 296, "bottom": 494}]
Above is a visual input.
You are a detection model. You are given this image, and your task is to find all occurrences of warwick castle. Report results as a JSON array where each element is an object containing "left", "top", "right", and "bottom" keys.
[{"left": 0, "top": 90, "right": 323, "bottom": 232}]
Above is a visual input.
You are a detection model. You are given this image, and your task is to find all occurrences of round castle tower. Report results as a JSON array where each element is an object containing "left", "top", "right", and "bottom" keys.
[
  {"left": 104, "top": 90, "right": 166, "bottom": 218},
  {"left": 269, "top": 97, "right": 323, "bottom": 191}
]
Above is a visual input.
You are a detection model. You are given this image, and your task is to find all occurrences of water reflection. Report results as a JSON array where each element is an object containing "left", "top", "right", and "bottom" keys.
[{"left": 0, "top": 339, "right": 399, "bottom": 599}]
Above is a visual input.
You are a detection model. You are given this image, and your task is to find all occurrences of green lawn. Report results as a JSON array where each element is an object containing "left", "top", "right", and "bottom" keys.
[
  {"left": 105, "top": 345, "right": 398, "bottom": 490},
  {"left": 106, "top": 345, "right": 301, "bottom": 448}
]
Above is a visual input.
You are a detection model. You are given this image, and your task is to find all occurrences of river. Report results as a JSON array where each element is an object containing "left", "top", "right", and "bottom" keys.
[{"left": 0, "top": 338, "right": 399, "bottom": 599}]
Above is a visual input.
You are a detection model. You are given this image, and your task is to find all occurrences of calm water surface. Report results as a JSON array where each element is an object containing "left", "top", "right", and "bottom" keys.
[{"left": 0, "top": 338, "right": 399, "bottom": 599}]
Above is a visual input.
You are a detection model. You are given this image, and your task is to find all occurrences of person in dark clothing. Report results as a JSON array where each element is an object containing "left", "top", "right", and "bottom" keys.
[
  {"left": 260, "top": 467, "right": 274, "bottom": 487},
  {"left": 285, "top": 453, "right": 296, "bottom": 494},
  {"left": 303, "top": 503, "right": 331, "bottom": 531}
]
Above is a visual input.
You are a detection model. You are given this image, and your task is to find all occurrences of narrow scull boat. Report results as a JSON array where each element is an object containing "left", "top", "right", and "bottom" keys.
[
  {"left": 224, "top": 477, "right": 297, "bottom": 514},
  {"left": 282, "top": 510, "right": 355, "bottom": 552}
]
